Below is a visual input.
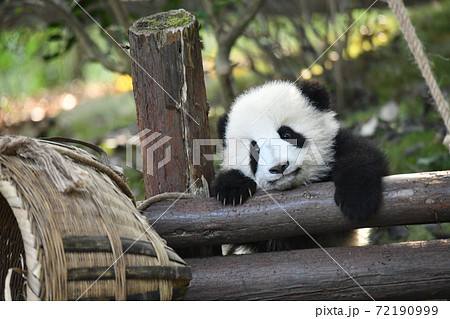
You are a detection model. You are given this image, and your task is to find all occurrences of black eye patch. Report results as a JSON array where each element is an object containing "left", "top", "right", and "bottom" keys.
[
  {"left": 250, "top": 140, "right": 259, "bottom": 175},
  {"left": 277, "top": 125, "right": 306, "bottom": 148}
]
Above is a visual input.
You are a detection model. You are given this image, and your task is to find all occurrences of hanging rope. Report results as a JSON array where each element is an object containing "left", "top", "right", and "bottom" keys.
[
  {"left": 137, "top": 192, "right": 198, "bottom": 211},
  {"left": 386, "top": 0, "right": 450, "bottom": 152}
]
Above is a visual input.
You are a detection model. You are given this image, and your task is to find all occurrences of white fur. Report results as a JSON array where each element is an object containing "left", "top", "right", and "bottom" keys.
[{"left": 221, "top": 81, "right": 340, "bottom": 190}]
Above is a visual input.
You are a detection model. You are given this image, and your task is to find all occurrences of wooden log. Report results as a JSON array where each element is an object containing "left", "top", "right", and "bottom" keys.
[
  {"left": 129, "top": 9, "right": 214, "bottom": 197},
  {"left": 142, "top": 171, "right": 450, "bottom": 248},
  {"left": 184, "top": 239, "right": 450, "bottom": 300}
]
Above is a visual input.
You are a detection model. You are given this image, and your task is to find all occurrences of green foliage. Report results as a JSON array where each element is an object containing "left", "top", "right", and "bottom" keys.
[
  {"left": 373, "top": 225, "right": 432, "bottom": 245},
  {"left": 47, "top": 92, "right": 136, "bottom": 142},
  {"left": 410, "top": 1, "right": 450, "bottom": 87},
  {"left": 162, "top": 0, "right": 185, "bottom": 11},
  {"left": 0, "top": 28, "right": 118, "bottom": 98},
  {"left": 373, "top": 223, "right": 450, "bottom": 245},
  {"left": 213, "top": 0, "right": 243, "bottom": 13},
  {"left": 124, "top": 167, "right": 145, "bottom": 201},
  {"left": 0, "top": 29, "right": 75, "bottom": 97},
  {"left": 359, "top": 2, "right": 450, "bottom": 105},
  {"left": 343, "top": 108, "right": 378, "bottom": 128},
  {"left": 381, "top": 130, "right": 450, "bottom": 174}
]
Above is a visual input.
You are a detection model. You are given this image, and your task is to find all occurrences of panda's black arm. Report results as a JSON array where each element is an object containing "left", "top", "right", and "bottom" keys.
[
  {"left": 210, "top": 169, "right": 257, "bottom": 206},
  {"left": 331, "top": 129, "right": 389, "bottom": 221}
]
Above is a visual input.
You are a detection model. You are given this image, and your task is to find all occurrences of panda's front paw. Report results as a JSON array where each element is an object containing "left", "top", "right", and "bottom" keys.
[
  {"left": 334, "top": 182, "right": 382, "bottom": 222},
  {"left": 211, "top": 169, "right": 257, "bottom": 206}
]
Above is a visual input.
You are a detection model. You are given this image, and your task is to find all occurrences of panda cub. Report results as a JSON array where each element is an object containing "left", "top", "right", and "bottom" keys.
[{"left": 211, "top": 80, "right": 388, "bottom": 253}]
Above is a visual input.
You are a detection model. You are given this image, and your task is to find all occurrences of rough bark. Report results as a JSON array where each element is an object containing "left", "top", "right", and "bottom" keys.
[
  {"left": 184, "top": 239, "right": 450, "bottom": 300},
  {"left": 142, "top": 171, "right": 450, "bottom": 247},
  {"left": 129, "top": 9, "right": 214, "bottom": 197}
]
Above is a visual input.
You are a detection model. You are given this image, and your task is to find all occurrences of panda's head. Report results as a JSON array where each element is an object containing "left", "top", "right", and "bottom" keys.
[{"left": 217, "top": 80, "right": 340, "bottom": 190}]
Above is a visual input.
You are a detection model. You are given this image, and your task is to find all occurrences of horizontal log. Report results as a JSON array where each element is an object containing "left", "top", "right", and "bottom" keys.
[
  {"left": 142, "top": 171, "right": 450, "bottom": 248},
  {"left": 184, "top": 239, "right": 450, "bottom": 300}
]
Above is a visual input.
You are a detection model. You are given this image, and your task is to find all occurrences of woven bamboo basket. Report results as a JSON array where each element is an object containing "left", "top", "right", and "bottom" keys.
[{"left": 0, "top": 136, "right": 191, "bottom": 301}]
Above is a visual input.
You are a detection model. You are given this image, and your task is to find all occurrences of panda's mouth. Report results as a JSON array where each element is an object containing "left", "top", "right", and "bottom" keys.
[{"left": 267, "top": 167, "right": 302, "bottom": 186}]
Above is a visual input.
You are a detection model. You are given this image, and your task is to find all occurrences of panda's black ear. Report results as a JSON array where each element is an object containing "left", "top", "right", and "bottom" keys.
[
  {"left": 298, "top": 80, "right": 331, "bottom": 111},
  {"left": 217, "top": 113, "right": 229, "bottom": 143}
]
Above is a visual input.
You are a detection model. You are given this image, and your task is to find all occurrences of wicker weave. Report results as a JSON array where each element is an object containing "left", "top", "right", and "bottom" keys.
[{"left": 0, "top": 136, "right": 191, "bottom": 301}]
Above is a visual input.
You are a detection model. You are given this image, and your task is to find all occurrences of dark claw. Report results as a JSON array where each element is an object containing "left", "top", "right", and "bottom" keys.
[{"left": 211, "top": 169, "right": 257, "bottom": 206}]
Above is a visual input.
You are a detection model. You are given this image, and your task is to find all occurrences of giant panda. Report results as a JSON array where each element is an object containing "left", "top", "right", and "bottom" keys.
[{"left": 211, "top": 80, "right": 389, "bottom": 253}]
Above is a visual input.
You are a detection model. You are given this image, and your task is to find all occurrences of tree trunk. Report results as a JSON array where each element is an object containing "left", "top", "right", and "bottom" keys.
[
  {"left": 216, "top": 62, "right": 236, "bottom": 109},
  {"left": 129, "top": 9, "right": 214, "bottom": 198}
]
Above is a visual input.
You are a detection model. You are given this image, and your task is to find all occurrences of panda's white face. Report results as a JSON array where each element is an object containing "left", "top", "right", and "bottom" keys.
[{"left": 221, "top": 81, "right": 340, "bottom": 190}]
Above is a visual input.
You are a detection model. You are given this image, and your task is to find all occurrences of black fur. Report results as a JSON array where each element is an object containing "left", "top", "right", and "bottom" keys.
[
  {"left": 249, "top": 140, "right": 259, "bottom": 175},
  {"left": 328, "top": 129, "right": 389, "bottom": 221},
  {"left": 217, "top": 114, "right": 229, "bottom": 146},
  {"left": 298, "top": 81, "right": 331, "bottom": 111},
  {"left": 211, "top": 169, "right": 257, "bottom": 206},
  {"left": 229, "top": 231, "right": 359, "bottom": 254},
  {"left": 277, "top": 125, "right": 306, "bottom": 148}
]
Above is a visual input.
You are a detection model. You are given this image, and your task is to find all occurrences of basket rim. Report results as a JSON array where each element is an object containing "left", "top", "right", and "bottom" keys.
[{"left": 0, "top": 136, "right": 136, "bottom": 204}]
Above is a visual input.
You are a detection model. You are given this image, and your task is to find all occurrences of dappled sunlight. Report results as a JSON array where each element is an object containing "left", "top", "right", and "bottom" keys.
[
  {"left": 60, "top": 93, "right": 77, "bottom": 111},
  {"left": 300, "top": 68, "right": 312, "bottom": 80},
  {"left": 0, "top": 81, "right": 125, "bottom": 128},
  {"left": 30, "top": 106, "right": 45, "bottom": 122},
  {"left": 346, "top": 13, "right": 398, "bottom": 59},
  {"left": 115, "top": 74, "right": 133, "bottom": 92}
]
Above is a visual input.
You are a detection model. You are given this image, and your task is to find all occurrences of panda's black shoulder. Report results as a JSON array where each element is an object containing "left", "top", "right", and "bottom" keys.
[
  {"left": 317, "top": 129, "right": 389, "bottom": 183},
  {"left": 334, "top": 129, "right": 381, "bottom": 159},
  {"left": 332, "top": 128, "right": 389, "bottom": 175}
]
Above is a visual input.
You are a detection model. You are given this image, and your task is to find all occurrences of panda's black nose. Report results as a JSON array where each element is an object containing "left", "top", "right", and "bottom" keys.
[{"left": 269, "top": 162, "right": 289, "bottom": 174}]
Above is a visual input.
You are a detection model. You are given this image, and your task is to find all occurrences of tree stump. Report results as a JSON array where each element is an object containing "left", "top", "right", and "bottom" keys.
[{"left": 129, "top": 9, "right": 214, "bottom": 198}]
